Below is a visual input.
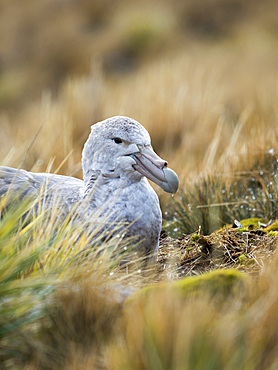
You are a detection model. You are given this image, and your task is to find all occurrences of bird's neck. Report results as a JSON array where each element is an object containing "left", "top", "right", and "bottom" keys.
[{"left": 83, "top": 171, "right": 139, "bottom": 201}]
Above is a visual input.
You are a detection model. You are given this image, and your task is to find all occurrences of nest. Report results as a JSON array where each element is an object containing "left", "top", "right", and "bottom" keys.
[{"left": 157, "top": 222, "right": 278, "bottom": 281}]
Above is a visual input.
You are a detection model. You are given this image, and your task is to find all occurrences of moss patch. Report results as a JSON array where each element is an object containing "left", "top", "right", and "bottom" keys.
[
  {"left": 265, "top": 220, "right": 278, "bottom": 233},
  {"left": 190, "top": 233, "right": 200, "bottom": 242},
  {"left": 127, "top": 269, "right": 246, "bottom": 305},
  {"left": 239, "top": 218, "right": 265, "bottom": 229}
]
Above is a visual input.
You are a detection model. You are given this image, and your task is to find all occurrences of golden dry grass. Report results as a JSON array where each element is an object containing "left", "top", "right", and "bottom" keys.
[
  {"left": 1, "top": 0, "right": 278, "bottom": 369},
  {"left": 0, "top": 0, "right": 278, "bottom": 182}
]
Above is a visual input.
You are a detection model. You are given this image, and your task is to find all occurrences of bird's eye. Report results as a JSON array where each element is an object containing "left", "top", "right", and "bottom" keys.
[{"left": 113, "top": 138, "right": 122, "bottom": 144}]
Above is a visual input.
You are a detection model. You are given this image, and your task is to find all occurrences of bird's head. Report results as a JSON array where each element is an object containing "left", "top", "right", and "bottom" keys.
[{"left": 82, "top": 116, "right": 179, "bottom": 193}]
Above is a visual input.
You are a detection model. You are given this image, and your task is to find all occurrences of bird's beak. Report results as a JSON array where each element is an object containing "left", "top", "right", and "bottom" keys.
[{"left": 132, "top": 145, "right": 179, "bottom": 193}]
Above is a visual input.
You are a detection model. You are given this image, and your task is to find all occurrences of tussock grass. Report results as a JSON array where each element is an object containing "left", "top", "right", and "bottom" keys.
[
  {"left": 166, "top": 150, "right": 278, "bottom": 236},
  {"left": 107, "top": 262, "right": 278, "bottom": 370},
  {"left": 1, "top": 0, "right": 278, "bottom": 368},
  {"left": 0, "top": 194, "right": 148, "bottom": 367}
]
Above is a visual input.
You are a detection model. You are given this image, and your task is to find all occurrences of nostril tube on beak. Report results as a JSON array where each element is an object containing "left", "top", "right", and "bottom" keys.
[{"left": 133, "top": 145, "right": 179, "bottom": 193}]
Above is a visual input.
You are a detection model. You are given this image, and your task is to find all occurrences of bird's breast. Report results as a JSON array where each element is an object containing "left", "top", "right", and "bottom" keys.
[
  {"left": 112, "top": 180, "right": 162, "bottom": 255},
  {"left": 84, "top": 177, "right": 162, "bottom": 256}
]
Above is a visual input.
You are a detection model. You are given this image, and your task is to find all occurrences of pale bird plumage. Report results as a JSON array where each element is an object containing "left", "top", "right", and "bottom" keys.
[{"left": 0, "top": 116, "right": 179, "bottom": 262}]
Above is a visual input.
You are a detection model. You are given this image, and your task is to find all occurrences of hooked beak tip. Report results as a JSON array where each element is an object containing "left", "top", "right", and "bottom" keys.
[{"left": 161, "top": 167, "right": 179, "bottom": 193}]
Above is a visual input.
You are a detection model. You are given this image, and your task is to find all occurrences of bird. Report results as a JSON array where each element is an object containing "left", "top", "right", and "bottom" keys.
[{"left": 0, "top": 116, "right": 179, "bottom": 262}]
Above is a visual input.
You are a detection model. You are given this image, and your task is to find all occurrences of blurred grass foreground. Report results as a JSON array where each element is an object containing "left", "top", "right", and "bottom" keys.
[{"left": 1, "top": 0, "right": 278, "bottom": 368}]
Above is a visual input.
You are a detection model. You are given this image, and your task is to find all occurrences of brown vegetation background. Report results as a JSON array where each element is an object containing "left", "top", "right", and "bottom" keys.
[
  {"left": 1, "top": 0, "right": 278, "bottom": 195},
  {"left": 2, "top": 2, "right": 278, "bottom": 369}
]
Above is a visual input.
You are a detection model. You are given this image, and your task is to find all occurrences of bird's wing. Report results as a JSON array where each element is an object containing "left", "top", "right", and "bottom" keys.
[{"left": 0, "top": 166, "right": 83, "bottom": 212}]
